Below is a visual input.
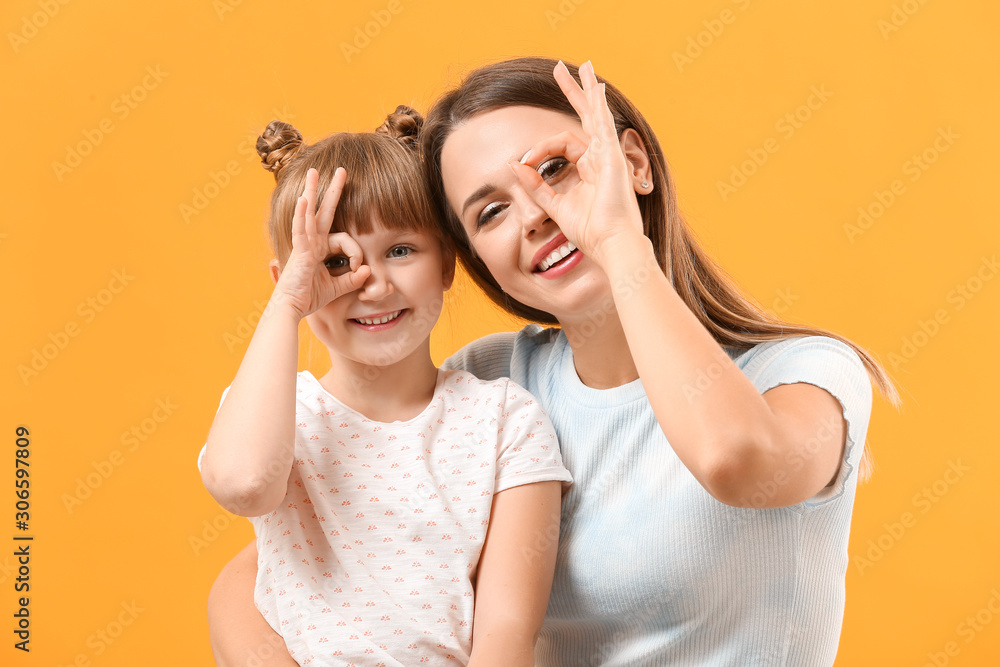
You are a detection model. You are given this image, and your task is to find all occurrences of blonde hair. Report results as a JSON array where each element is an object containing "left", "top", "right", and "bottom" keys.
[{"left": 256, "top": 105, "right": 443, "bottom": 267}]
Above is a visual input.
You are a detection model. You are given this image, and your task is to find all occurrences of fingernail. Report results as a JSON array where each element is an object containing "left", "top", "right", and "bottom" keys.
[{"left": 519, "top": 149, "right": 533, "bottom": 164}]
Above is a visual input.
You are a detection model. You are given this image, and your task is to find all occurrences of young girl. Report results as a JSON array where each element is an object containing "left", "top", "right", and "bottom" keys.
[{"left": 198, "top": 107, "right": 572, "bottom": 666}]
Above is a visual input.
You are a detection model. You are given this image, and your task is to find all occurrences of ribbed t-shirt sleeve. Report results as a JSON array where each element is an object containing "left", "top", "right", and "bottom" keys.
[
  {"left": 197, "top": 384, "right": 232, "bottom": 473},
  {"left": 739, "top": 336, "right": 874, "bottom": 509},
  {"left": 441, "top": 332, "right": 517, "bottom": 381},
  {"left": 493, "top": 380, "right": 573, "bottom": 493}
]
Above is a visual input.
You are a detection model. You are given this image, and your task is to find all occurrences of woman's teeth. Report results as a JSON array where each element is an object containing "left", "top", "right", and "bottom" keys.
[
  {"left": 355, "top": 310, "right": 402, "bottom": 325},
  {"left": 537, "top": 242, "right": 577, "bottom": 272}
]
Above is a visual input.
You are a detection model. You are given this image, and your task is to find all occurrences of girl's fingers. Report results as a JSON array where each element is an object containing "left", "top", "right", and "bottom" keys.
[
  {"left": 301, "top": 168, "right": 320, "bottom": 239},
  {"left": 327, "top": 232, "right": 365, "bottom": 272},
  {"left": 331, "top": 263, "right": 372, "bottom": 296},
  {"left": 290, "top": 194, "right": 309, "bottom": 248},
  {"left": 327, "top": 232, "right": 370, "bottom": 297},
  {"left": 520, "top": 131, "right": 588, "bottom": 168},
  {"left": 315, "top": 168, "right": 347, "bottom": 236}
]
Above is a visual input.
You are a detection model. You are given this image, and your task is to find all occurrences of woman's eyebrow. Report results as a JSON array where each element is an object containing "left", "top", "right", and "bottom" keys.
[{"left": 461, "top": 183, "right": 497, "bottom": 218}]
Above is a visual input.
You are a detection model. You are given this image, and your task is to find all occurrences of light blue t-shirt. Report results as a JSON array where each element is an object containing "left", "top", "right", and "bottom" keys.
[{"left": 443, "top": 325, "right": 873, "bottom": 667}]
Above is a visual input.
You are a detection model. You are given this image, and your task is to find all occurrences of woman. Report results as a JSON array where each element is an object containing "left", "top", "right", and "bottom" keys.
[{"left": 208, "top": 58, "right": 897, "bottom": 666}]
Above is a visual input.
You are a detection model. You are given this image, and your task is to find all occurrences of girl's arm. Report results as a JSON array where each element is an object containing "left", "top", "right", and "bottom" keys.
[
  {"left": 511, "top": 62, "right": 848, "bottom": 509},
  {"left": 207, "top": 541, "right": 299, "bottom": 666},
  {"left": 468, "top": 481, "right": 562, "bottom": 667},
  {"left": 200, "top": 167, "right": 370, "bottom": 517}
]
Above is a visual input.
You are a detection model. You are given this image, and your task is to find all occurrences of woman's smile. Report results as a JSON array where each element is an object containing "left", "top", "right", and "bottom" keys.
[{"left": 441, "top": 106, "right": 609, "bottom": 317}]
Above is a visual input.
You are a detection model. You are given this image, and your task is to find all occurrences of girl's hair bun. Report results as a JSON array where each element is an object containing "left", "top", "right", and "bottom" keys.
[
  {"left": 376, "top": 105, "right": 423, "bottom": 148},
  {"left": 256, "top": 120, "right": 304, "bottom": 178}
]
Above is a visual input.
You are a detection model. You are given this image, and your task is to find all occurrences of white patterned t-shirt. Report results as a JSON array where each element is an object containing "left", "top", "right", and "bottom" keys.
[{"left": 201, "top": 368, "right": 572, "bottom": 666}]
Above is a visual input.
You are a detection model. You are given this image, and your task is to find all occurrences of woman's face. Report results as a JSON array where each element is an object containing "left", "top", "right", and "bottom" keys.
[{"left": 439, "top": 106, "right": 613, "bottom": 323}]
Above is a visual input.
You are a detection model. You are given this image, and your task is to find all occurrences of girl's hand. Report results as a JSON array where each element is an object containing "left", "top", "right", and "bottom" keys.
[
  {"left": 273, "top": 167, "right": 371, "bottom": 319},
  {"left": 509, "top": 61, "right": 646, "bottom": 268}
]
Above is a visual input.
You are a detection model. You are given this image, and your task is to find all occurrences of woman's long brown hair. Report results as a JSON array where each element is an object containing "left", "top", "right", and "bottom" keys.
[{"left": 421, "top": 57, "right": 899, "bottom": 473}]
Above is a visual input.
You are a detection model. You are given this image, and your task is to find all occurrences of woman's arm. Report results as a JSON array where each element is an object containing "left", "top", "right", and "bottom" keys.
[
  {"left": 200, "top": 168, "right": 369, "bottom": 517},
  {"left": 467, "top": 481, "right": 562, "bottom": 667},
  {"left": 511, "top": 62, "right": 848, "bottom": 508},
  {"left": 207, "top": 541, "right": 299, "bottom": 667}
]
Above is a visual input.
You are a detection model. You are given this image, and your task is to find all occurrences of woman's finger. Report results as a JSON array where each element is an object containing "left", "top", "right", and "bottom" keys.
[
  {"left": 508, "top": 161, "right": 561, "bottom": 222},
  {"left": 315, "top": 167, "right": 347, "bottom": 236},
  {"left": 590, "top": 79, "right": 619, "bottom": 145},
  {"left": 520, "top": 131, "right": 588, "bottom": 169},
  {"left": 553, "top": 61, "right": 594, "bottom": 136}
]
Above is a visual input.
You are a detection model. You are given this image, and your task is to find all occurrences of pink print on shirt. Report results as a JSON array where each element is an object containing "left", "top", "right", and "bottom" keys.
[{"left": 242, "top": 370, "right": 572, "bottom": 665}]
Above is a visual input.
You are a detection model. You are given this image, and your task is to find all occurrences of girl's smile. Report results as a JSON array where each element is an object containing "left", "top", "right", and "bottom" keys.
[{"left": 306, "top": 224, "right": 453, "bottom": 370}]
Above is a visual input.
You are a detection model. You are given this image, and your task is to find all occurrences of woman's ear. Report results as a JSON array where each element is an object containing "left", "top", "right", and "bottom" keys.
[
  {"left": 620, "top": 128, "right": 654, "bottom": 194},
  {"left": 269, "top": 259, "right": 282, "bottom": 285}
]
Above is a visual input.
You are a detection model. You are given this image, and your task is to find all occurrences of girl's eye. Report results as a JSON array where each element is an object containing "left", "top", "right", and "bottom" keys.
[
  {"left": 324, "top": 255, "right": 350, "bottom": 275},
  {"left": 389, "top": 245, "right": 412, "bottom": 258},
  {"left": 536, "top": 157, "right": 570, "bottom": 182},
  {"left": 477, "top": 202, "right": 506, "bottom": 229}
]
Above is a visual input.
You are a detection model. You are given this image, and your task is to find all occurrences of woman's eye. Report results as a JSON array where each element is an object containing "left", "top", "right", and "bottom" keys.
[
  {"left": 324, "top": 255, "right": 350, "bottom": 274},
  {"left": 389, "top": 245, "right": 412, "bottom": 258},
  {"left": 536, "top": 157, "right": 570, "bottom": 182},
  {"left": 477, "top": 202, "right": 506, "bottom": 228}
]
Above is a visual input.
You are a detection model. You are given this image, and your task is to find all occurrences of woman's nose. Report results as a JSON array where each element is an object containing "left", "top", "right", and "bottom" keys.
[
  {"left": 516, "top": 190, "right": 549, "bottom": 239},
  {"left": 357, "top": 263, "right": 394, "bottom": 301}
]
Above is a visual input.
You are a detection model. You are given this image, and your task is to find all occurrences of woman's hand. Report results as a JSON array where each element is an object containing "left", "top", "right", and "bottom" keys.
[
  {"left": 273, "top": 167, "right": 371, "bottom": 319},
  {"left": 508, "top": 60, "right": 645, "bottom": 268}
]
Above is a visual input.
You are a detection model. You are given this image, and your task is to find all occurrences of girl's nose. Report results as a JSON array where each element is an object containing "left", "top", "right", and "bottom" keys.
[{"left": 358, "top": 263, "right": 394, "bottom": 301}]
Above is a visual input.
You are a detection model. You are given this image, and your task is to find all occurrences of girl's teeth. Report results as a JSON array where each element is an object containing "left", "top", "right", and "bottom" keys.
[
  {"left": 538, "top": 242, "right": 577, "bottom": 271},
  {"left": 356, "top": 311, "right": 401, "bottom": 325}
]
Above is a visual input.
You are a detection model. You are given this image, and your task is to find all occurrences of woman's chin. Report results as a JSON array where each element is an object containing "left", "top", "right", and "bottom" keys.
[{"left": 516, "top": 268, "right": 615, "bottom": 324}]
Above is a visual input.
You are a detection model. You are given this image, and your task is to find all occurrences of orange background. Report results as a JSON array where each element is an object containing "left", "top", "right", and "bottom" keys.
[{"left": 3, "top": 0, "right": 998, "bottom": 665}]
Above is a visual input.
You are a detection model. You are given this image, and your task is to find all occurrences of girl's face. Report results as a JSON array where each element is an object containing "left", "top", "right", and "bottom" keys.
[
  {"left": 306, "top": 223, "right": 454, "bottom": 370},
  {"left": 439, "top": 106, "right": 612, "bottom": 323}
]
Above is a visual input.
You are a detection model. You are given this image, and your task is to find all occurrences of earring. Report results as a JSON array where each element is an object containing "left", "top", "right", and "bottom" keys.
[{"left": 640, "top": 181, "right": 650, "bottom": 189}]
